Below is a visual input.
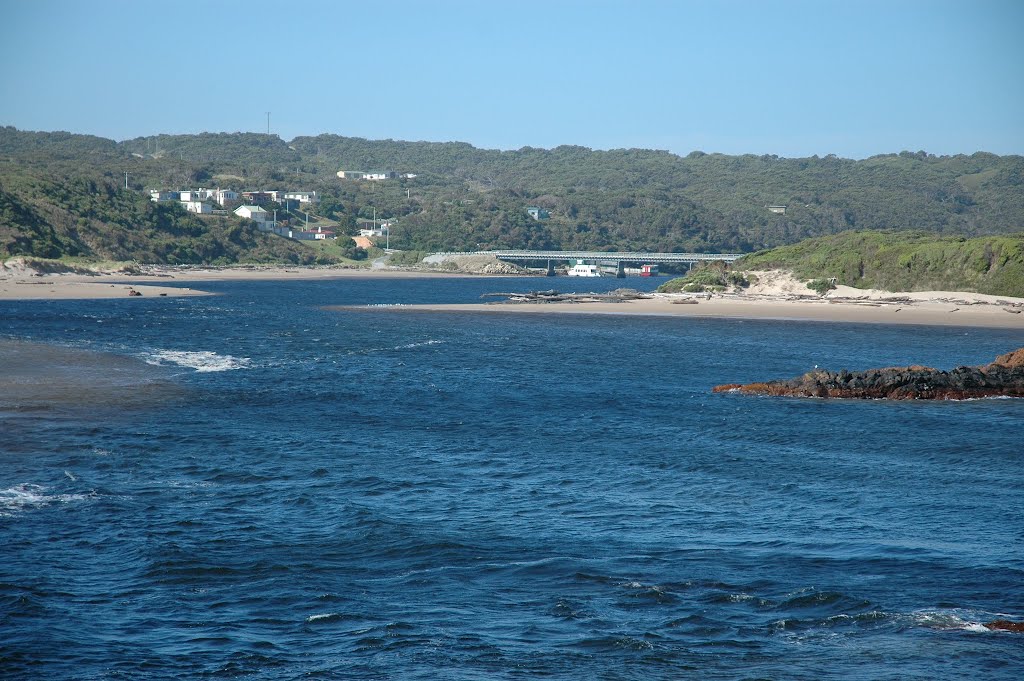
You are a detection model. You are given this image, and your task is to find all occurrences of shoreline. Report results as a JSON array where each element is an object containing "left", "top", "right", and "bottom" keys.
[
  {"left": 350, "top": 294, "right": 1024, "bottom": 329},
  {"left": 3, "top": 262, "right": 1022, "bottom": 330},
  {"left": 0, "top": 264, "right": 493, "bottom": 300}
]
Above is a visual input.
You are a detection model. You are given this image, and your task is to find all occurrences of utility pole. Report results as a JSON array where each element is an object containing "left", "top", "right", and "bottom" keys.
[
  {"left": 266, "top": 112, "right": 271, "bottom": 134},
  {"left": 124, "top": 171, "right": 129, "bottom": 189}
]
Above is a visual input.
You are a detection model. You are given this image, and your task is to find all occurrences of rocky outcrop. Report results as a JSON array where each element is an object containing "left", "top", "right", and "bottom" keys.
[
  {"left": 713, "top": 348, "right": 1024, "bottom": 400},
  {"left": 986, "top": 620, "right": 1024, "bottom": 633}
]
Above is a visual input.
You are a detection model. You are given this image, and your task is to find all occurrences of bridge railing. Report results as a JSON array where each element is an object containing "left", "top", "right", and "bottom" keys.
[{"left": 429, "top": 250, "right": 744, "bottom": 263}]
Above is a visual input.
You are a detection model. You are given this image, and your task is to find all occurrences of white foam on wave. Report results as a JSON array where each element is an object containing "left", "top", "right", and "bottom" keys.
[
  {"left": 0, "top": 483, "right": 91, "bottom": 517},
  {"left": 910, "top": 609, "right": 992, "bottom": 632},
  {"left": 352, "top": 339, "right": 445, "bottom": 355},
  {"left": 306, "top": 612, "right": 340, "bottom": 623},
  {"left": 143, "top": 349, "right": 251, "bottom": 372}
]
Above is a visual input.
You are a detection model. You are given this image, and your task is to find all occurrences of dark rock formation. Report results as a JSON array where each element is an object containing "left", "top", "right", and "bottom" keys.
[
  {"left": 713, "top": 348, "right": 1024, "bottom": 400},
  {"left": 986, "top": 619, "right": 1024, "bottom": 633}
]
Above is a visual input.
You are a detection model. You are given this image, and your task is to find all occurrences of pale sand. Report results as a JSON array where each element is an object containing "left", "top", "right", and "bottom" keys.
[
  {"left": 0, "top": 280, "right": 213, "bottom": 300},
  {"left": 367, "top": 294, "right": 1024, "bottom": 329},
  {"left": 0, "top": 263, "right": 469, "bottom": 300}
]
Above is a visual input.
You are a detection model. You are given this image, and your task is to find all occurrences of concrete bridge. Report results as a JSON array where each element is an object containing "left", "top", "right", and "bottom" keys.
[{"left": 431, "top": 250, "right": 745, "bottom": 277}]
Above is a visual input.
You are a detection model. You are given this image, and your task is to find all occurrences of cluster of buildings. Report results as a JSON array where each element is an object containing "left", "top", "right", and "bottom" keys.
[
  {"left": 149, "top": 188, "right": 334, "bottom": 240},
  {"left": 232, "top": 204, "right": 336, "bottom": 240},
  {"left": 149, "top": 188, "right": 320, "bottom": 215}
]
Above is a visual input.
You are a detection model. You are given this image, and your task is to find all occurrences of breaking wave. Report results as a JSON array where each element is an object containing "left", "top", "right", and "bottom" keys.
[{"left": 143, "top": 350, "right": 252, "bottom": 372}]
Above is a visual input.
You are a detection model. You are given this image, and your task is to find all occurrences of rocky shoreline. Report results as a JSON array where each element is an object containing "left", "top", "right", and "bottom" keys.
[{"left": 714, "top": 348, "right": 1024, "bottom": 400}]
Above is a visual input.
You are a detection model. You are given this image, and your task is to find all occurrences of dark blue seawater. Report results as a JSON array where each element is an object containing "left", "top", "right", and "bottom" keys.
[{"left": 2, "top": 276, "right": 1023, "bottom": 680}]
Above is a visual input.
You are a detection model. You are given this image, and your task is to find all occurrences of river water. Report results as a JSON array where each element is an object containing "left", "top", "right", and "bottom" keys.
[{"left": 2, "top": 276, "right": 1022, "bottom": 680}]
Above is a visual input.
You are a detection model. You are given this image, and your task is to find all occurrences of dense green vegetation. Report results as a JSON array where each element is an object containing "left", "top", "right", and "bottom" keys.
[
  {"left": 738, "top": 230, "right": 1024, "bottom": 296},
  {"left": 2, "top": 126, "right": 1023, "bottom": 265},
  {"left": 657, "top": 263, "right": 750, "bottom": 293},
  {"left": 0, "top": 162, "right": 329, "bottom": 265}
]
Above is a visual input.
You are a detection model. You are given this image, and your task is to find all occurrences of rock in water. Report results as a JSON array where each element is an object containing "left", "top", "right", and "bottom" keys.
[
  {"left": 713, "top": 348, "right": 1024, "bottom": 400},
  {"left": 986, "top": 620, "right": 1024, "bottom": 633}
]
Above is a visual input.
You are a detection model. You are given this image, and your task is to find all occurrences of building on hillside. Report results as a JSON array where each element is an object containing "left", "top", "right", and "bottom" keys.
[
  {"left": 336, "top": 170, "right": 365, "bottom": 179},
  {"left": 526, "top": 206, "right": 550, "bottom": 220},
  {"left": 766, "top": 205, "right": 787, "bottom": 214},
  {"left": 181, "top": 200, "right": 212, "bottom": 214},
  {"left": 290, "top": 226, "right": 335, "bottom": 241},
  {"left": 234, "top": 205, "right": 271, "bottom": 222},
  {"left": 214, "top": 189, "right": 239, "bottom": 206},
  {"left": 150, "top": 190, "right": 178, "bottom": 202},
  {"left": 241, "top": 191, "right": 275, "bottom": 205},
  {"left": 364, "top": 170, "right": 396, "bottom": 181},
  {"left": 283, "top": 191, "right": 319, "bottom": 204},
  {"left": 401, "top": 173, "right": 418, "bottom": 179}
]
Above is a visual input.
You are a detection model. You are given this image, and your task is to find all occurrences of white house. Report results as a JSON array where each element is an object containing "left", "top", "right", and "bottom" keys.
[
  {"left": 290, "top": 226, "right": 335, "bottom": 241},
  {"left": 401, "top": 173, "right": 417, "bottom": 179},
  {"left": 214, "top": 189, "right": 239, "bottom": 206},
  {"left": 336, "top": 170, "right": 364, "bottom": 179},
  {"left": 150, "top": 190, "right": 178, "bottom": 202},
  {"left": 179, "top": 190, "right": 200, "bottom": 202},
  {"left": 181, "top": 200, "right": 212, "bottom": 214},
  {"left": 364, "top": 170, "right": 396, "bottom": 181},
  {"left": 283, "top": 191, "right": 319, "bottom": 204},
  {"left": 234, "top": 205, "right": 270, "bottom": 222}
]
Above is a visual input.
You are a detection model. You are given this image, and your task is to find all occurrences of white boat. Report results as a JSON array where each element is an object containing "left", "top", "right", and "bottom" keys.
[{"left": 567, "top": 263, "right": 602, "bottom": 277}]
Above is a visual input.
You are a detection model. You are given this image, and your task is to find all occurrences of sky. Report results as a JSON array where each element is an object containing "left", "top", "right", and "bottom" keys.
[{"left": 1, "top": 0, "right": 1022, "bottom": 159}]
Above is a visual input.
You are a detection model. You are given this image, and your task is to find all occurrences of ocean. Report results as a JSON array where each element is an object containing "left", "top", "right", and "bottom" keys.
[{"left": 2, "top": 276, "right": 1022, "bottom": 680}]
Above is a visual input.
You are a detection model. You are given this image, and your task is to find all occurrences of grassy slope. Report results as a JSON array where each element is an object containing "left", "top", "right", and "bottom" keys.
[{"left": 737, "top": 230, "right": 1024, "bottom": 296}]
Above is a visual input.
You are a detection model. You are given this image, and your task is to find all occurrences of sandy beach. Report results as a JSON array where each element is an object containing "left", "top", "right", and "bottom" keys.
[
  {"left": 359, "top": 271, "right": 1024, "bottom": 329},
  {"left": 0, "top": 261, "right": 468, "bottom": 300},
  {"left": 391, "top": 296, "right": 1024, "bottom": 329}
]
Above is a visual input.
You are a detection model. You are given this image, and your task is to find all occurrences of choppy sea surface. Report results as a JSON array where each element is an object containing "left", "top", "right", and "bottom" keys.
[{"left": 2, "top": 276, "right": 1022, "bottom": 680}]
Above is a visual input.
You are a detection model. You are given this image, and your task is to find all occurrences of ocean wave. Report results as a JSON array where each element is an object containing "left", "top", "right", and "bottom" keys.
[
  {"left": 909, "top": 608, "right": 997, "bottom": 632},
  {"left": 306, "top": 612, "right": 341, "bottom": 623},
  {"left": 0, "top": 483, "right": 92, "bottom": 517},
  {"left": 351, "top": 339, "right": 445, "bottom": 354},
  {"left": 143, "top": 349, "right": 252, "bottom": 372}
]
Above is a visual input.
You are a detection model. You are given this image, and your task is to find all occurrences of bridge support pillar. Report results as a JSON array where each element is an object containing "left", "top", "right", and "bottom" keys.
[
  {"left": 616, "top": 261, "right": 626, "bottom": 278},
  {"left": 546, "top": 259, "right": 555, "bottom": 276}
]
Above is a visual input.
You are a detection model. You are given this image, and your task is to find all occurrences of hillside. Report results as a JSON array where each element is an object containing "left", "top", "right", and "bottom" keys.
[
  {"left": 0, "top": 164, "right": 329, "bottom": 265},
  {"left": 2, "top": 126, "right": 1024, "bottom": 262},
  {"left": 736, "top": 231, "right": 1024, "bottom": 296}
]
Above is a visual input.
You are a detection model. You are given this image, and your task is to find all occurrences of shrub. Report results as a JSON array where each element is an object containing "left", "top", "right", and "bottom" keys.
[{"left": 807, "top": 278, "right": 837, "bottom": 296}]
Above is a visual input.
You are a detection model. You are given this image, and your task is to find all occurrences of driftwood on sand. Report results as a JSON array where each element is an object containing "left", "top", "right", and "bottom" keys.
[{"left": 480, "top": 289, "right": 655, "bottom": 304}]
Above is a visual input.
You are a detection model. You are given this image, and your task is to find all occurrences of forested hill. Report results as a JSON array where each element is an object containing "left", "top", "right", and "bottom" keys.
[{"left": 2, "top": 126, "right": 1024, "bottom": 262}]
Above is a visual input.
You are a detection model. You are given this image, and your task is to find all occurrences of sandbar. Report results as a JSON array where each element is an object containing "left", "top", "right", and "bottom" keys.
[
  {"left": 0, "top": 263, "right": 472, "bottom": 301},
  {"left": 368, "top": 294, "right": 1024, "bottom": 329}
]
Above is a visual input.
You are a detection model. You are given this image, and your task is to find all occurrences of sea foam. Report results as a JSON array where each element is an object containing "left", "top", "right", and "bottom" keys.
[
  {"left": 144, "top": 350, "right": 251, "bottom": 372},
  {"left": 0, "top": 484, "right": 91, "bottom": 516}
]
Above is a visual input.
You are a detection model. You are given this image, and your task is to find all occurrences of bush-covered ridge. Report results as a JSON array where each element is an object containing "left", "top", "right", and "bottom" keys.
[
  {"left": 737, "top": 230, "right": 1024, "bottom": 296},
  {"left": 3, "top": 126, "right": 1024, "bottom": 262}
]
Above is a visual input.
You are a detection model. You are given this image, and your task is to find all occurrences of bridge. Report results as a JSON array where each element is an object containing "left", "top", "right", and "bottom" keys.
[{"left": 430, "top": 250, "right": 745, "bottom": 277}]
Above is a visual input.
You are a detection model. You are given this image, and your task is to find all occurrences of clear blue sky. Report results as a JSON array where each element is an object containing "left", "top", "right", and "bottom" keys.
[{"left": 2, "top": 0, "right": 1021, "bottom": 158}]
